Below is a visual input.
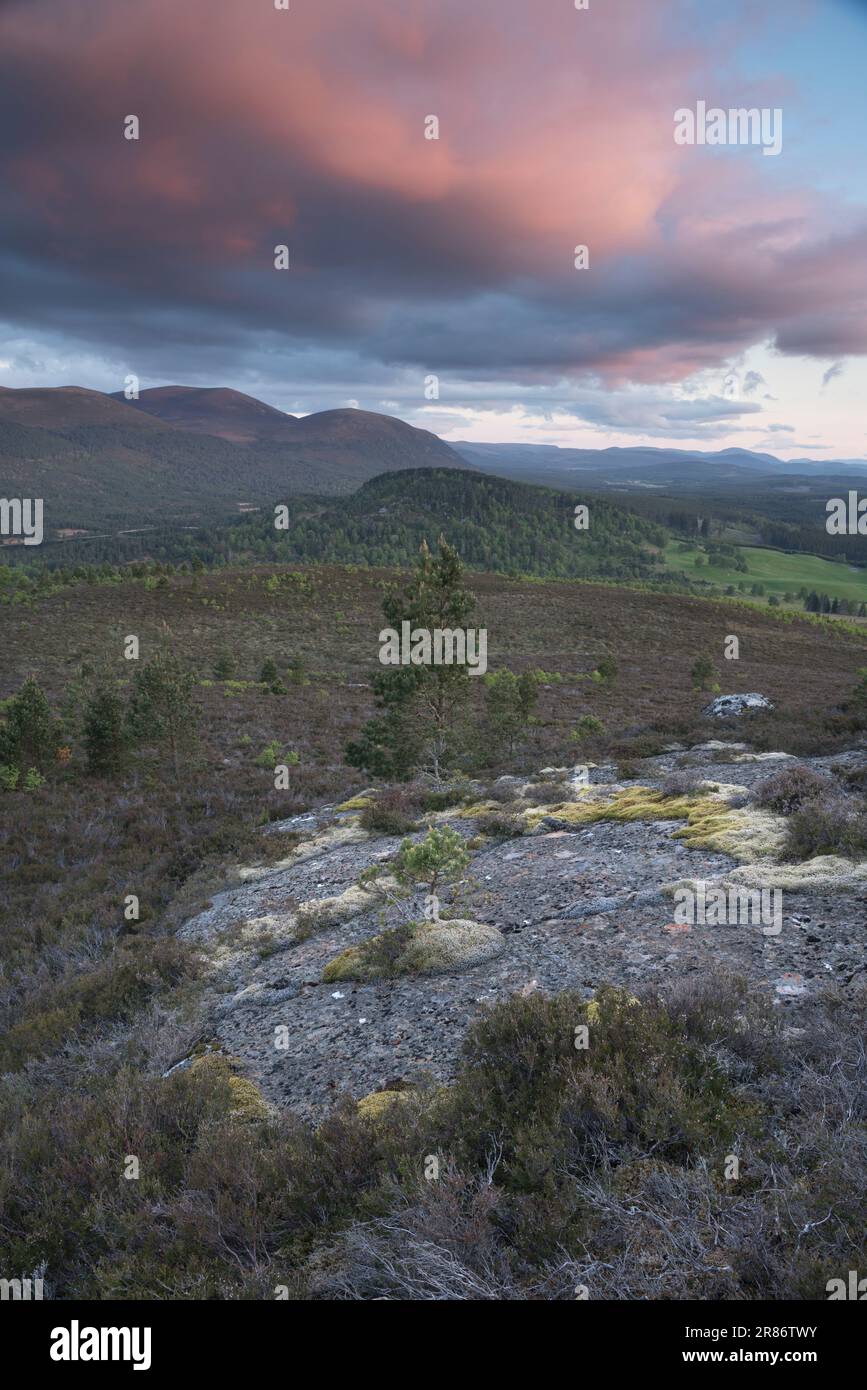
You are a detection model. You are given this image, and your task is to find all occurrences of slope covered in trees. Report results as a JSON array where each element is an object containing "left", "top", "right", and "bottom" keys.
[{"left": 8, "top": 468, "right": 669, "bottom": 582}]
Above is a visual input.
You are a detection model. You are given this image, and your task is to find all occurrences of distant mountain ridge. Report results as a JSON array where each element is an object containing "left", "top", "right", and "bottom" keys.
[
  {"left": 0, "top": 385, "right": 466, "bottom": 531},
  {"left": 454, "top": 439, "right": 867, "bottom": 492},
  {"left": 5, "top": 380, "right": 867, "bottom": 538}
]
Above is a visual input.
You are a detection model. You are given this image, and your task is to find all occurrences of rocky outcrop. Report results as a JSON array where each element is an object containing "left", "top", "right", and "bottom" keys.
[
  {"left": 171, "top": 743, "right": 866, "bottom": 1119},
  {"left": 702, "top": 692, "right": 774, "bottom": 717}
]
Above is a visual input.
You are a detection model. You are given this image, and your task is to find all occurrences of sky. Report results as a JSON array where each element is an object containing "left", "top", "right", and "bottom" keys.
[{"left": 1, "top": 0, "right": 866, "bottom": 458}]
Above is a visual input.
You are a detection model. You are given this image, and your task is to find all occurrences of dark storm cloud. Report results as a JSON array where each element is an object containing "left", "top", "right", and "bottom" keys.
[{"left": 0, "top": 0, "right": 865, "bottom": 413}]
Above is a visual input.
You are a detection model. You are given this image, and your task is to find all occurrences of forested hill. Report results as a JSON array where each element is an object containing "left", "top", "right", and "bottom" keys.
[
  {"left": 0, "top": 389, "right": 466, "bottom": 528},
  {"left": 15, "top": 467, "right": 670, "bottom": 582},
  {"left": 294, "top": 468, "right": 667, "bottom": 578}
]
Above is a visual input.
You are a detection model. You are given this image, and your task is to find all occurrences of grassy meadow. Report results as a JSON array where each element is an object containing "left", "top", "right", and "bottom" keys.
[{"left": 662, "top": 539, "right": 867, "bottom": 611}]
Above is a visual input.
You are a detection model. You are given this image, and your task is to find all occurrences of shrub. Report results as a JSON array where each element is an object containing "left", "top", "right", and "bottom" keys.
[
  {"left": 475, "top": 810, "right": 525, "bottom": 838},
  {"left": 127, "top": 653, "right": 198, "bottom": 778},
  {"left": 1, "top": 972, "right": 865, "bottom": 1300},
  {"left": 482, "top": 669, "right": 539, "bottom": 757},
  {"left": 784, "top": 794, "right": 867, "bottom": 861},
  {"left": 571, "top": 714, "right": 604, "bottom": 744},
  {"left": 360, "top": 787, "right": 421, "bottom": 836},
  {"left": 591, "top": 656, "right": 618, "bottom": 686},
  {"left": 752, "top": 764, "right": 835, "bottom": 815},
  {"left": 850, "top": 667, "right": 867, "bottom": 717},
  {"left": 213, "top": 650, "right": 237, "bottom": 680},
  {"left": 0, "top": 763, "right": 20, "bottom": 791},
  {"left": 691, "top": 654, "right": 719, "bottom": 691},
  {"left": 660, "top": 769, "right": 704, "bottom": 798},
  {"left": 323, "top": 922, "right": 417, "bottom": 982},
  {"left": 255, "top": 740, "right": 282, "bottom": 767},
  {"left": 420, "top": 787, "right": 466, "bottom": 813},
  {"left": 82, "top": 678, "right": 129, "bottom": 776},
  {"left": 322, "top": 918, "right": 503, "bottom": 983},
  {"left": 393, "top": 825, "right": 470, "bottom": 898},
  {"left": 836, "top": 764, "right": 867, "bottom": 795}
]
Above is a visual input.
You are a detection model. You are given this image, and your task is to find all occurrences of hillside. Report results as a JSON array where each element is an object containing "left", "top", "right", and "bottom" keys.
[
  {"left": 1, "top": 559, "right": 865, "bottom": 1299},
  {"left": 0, "top": 386, "right": 467, "bottom": 531},
  {"left": 5, "top": 467, "right": 671, "bottom": 584},
  {"left": 111, "top": 385, "right": 296, "bottom": 443},
  {"left": 0, "top": 385, "right": 171, "bottom": 432}
]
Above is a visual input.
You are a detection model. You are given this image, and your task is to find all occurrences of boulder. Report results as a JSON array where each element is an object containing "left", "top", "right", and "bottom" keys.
[{"left": 702, "top": 692, "right": 774, "bottom": 718}]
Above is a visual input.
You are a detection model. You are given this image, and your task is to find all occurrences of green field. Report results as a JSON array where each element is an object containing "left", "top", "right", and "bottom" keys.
[{"left": 662, "top": 541, "right": 867, "bottom": 610}]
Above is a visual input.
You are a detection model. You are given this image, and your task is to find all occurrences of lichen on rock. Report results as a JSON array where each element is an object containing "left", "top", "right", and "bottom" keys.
[
  {"left": 725, "top": 855, "right": 867, "bottom": 893},
  {"left": 673, "top": 802, "right": 787, "bottom": 862},
  {"left": 322, "top": 918, "right": 504, "bottom": 983}
]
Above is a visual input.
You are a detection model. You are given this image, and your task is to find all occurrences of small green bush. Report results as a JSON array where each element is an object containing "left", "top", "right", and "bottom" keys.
[
  {"left": 571, "top": 714, "right": 604, "bottom": 743},
  {"left": 393, "top": 825, "right": 470, "bottom": 897},
  {"left": 0, "top": 763, "right": 20, "bottom": 791},
  {"left": 691, "top": 654, "right": 719, "bottom": 691}
]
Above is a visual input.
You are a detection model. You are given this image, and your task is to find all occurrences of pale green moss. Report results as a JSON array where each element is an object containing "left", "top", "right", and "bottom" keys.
[
  {"left": 522, "top": 786, "right": 707, "bottom": 830},
  {"left": 188, "top": 1054, "right": 271, "bottom": 1121},
  {"left": 357, "top": 1089, "right": 411, "bottom": 1120},
  {"left": 335, "top": 794, "right": 373, "bottom": 812},
  {"left": 322, "top": 918, "right": 504, "bottom": 983},
  {"left": 455, "top": 800, "right": 502, "bottom": 819},
  {"left": 586, "top": 989, "right": 639, "bottom": 1024},
  {"left": 227, "top": 1074, "right": 271, "bottom": 1121},
  {"left": 674, "top": 804, "right": 786, "bottom": 861},
  {"left": 295, "top": 883, "right": 381, "bottom": 940},
  {"left": 519, "top": 784, "right": 784, "bottom": 865},
  {"left": 237, "top": 822, "right": 369, "bottom": 881},
  {"left": 725, "top": 856, "right": 867, "bottom": 892}
]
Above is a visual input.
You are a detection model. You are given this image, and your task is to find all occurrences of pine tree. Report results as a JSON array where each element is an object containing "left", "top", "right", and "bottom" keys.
[
  {"left": 213, "top": 649, "right": 236, "bottom": 680},
  {"left": 346, "top": 538, "right": 477, "bottom": 780},
  {"left": 0, "top": 676, "right": 61, "bottom": 772},
  {"left": 483, "top": 669, "right": 539, "bottom": 757},
  {"left": 691, "top": 654, "right": 719, "bottom": 691},
  {"left": 82, "top": 676, "right": 128, "bottom": 776},
  {"left": 127, "top": 654, "right": 197, "bottom": 778}
]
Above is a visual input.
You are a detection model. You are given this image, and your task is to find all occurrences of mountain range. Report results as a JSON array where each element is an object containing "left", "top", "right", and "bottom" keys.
[
  {"left": 0, "top": 385, "right": 465, "bottom": 531},
  {"left": 454, "top": 440, "right": 867, "bottom": 492},
  {"left": 3, "top": 382, "right": 867, "bottom": 539}
]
